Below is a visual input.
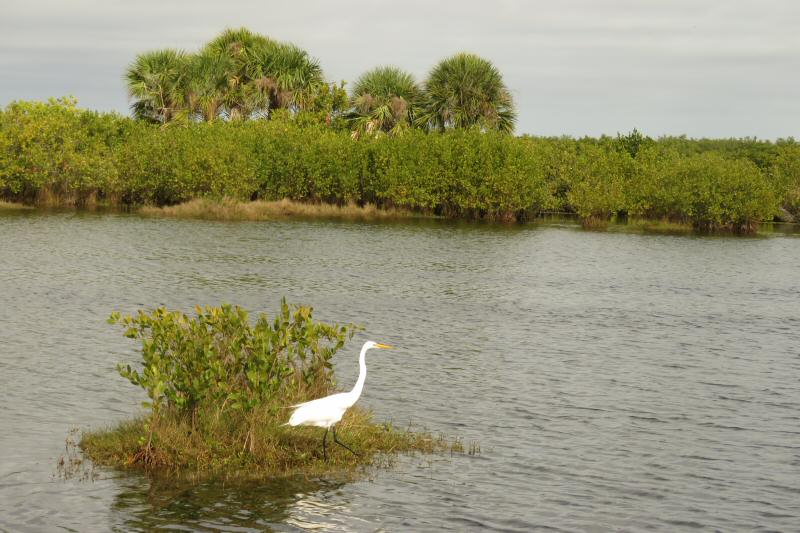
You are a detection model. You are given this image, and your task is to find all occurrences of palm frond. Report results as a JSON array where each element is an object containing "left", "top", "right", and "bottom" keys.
[
  {"left": 349, "top": 66, "right": 422, "bottom": 135},
  {"left": 421, "top": 53, "right": 516, "bottom": 133},
  {"left": 124, "top": 48, "right": 188, "bottom": 124}
]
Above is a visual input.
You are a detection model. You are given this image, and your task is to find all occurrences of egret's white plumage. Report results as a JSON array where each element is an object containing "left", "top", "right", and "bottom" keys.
[{"left": 285, "top": 340, "right": 393, "bottom": 458}]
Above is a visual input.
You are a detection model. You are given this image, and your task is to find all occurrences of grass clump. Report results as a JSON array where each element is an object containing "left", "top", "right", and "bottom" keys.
[
  {"left": 81, "top": 406, "right": 456, "bottom": 477},
  {"left": 609, "top": 217, "right": 694, "bottom": 235},
  {"left": 80, "top": 300, "right": 457, "bottom": 477},
  {"left": 0, "top": 200, "right": 32, "bottom": 210},
  {"left": 138, "top": 197, "right": 420, "bottom": 222}
]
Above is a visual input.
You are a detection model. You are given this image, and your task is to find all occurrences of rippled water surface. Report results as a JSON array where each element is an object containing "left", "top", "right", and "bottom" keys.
[{"left": 1, "top": 210, "right": 799, "bottom": 532}]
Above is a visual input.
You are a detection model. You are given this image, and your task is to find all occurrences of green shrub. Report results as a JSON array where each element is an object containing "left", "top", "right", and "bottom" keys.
[
  {"left": 368, "top": 129, "right": 551, "bottom": 219},
  {"left": 683, "top": 153, "right": 775, "bottom": 231},
  {"left": 0, "top": 97, "right": 118, "bottom": 204},
  {"left": 615, "top": 128, "right": 654, "bottom": 159},
  {"left": 629, "top": 148, "right": 777, "bottom": 231},
  {"left": 522, "top": 136, "right": 578, "bottom": 212},
  {"left": 772, "top": 143, "right": 800, "bottom": 216},
  {"left": 626, "top": 147, "right": 689, "bottom": 220},
  {"left": 114, "top": 122, "right": 259, "bottom": 204},
  {"left": 82, "top": 300, "right": 459, "bottom": 475},
  {"left": 0, "top": 97, "right": 793, "bottom": 232},
  {"left": 110, "top": 300, "right": 354, "bottom": 417},
  {"left": 251, "top": 120, "right": 363, "bottom": 203},
  {"left": 566, "top": 142, "right": 632, "bottom": 225},
  {"left": 655, "top": 135, "right": 781, "bottom": 171}
]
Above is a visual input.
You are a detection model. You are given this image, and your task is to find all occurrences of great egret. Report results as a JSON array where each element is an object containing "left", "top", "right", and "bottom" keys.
[{"left": 285, "top": 340, "right": 393, "bottom": 459}]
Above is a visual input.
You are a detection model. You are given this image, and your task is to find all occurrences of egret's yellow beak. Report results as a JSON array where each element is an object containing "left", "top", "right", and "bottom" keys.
[{"left": 375, "top": 343, "right": 394, "bottom": 349}]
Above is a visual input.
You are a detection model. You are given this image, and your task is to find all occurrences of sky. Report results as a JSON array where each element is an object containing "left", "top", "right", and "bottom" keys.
[{"left": 1, "top": 0, "right": 798, "bottom": 138}]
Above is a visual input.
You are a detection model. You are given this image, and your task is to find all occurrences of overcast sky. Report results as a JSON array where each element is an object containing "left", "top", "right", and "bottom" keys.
[{"left": 1, "top": 0, "right": 798, "bottom": 138}]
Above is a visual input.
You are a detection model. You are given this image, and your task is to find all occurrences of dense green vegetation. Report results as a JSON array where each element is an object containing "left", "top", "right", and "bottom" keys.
[
  {"left": 1, "top": 98, "right": 796, "bottom": 232},
  {"left": 2, "top": 27, "right": 794, "bottom": 233},
  {"left": 349, "top": 66, "right": 422, "bottom": 137},
  {"left": 121, "top": 28, "right": 514, "bottom": 134},
  {"left": 417, "top": 53, "right": 516, "bottom": 133},
  {"left": 125, "top": 28, "right": 340, "bottom": 125},
  {"left": 81, "top": 301, "right": 456, "bottom": 475}
]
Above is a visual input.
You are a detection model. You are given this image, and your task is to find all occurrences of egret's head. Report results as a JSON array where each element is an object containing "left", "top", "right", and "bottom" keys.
[{"left": 365, "top": 341, "right": 394, "bottom": 351}]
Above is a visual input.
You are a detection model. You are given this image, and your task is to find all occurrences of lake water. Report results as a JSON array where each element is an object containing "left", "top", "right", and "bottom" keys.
[{"left": 1, "top": 210, "right": 799, "bottom": 532}]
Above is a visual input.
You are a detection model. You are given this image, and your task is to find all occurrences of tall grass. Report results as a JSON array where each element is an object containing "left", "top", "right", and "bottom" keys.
[
  {"left": 81, "top": 406, "right": 456, "bottom": 476},
  {"left": 139, "top": 198, "right": 419, "bottom": 221},
  {"left": 0, "top": 200, "right": 31, "bottom": 210}
]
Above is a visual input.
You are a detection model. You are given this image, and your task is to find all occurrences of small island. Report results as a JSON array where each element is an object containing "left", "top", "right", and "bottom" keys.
[{"left": 81, "top": 301, "right": 460, "bottom": 478}]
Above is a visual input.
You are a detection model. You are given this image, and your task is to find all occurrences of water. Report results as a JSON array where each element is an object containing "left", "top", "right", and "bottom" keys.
[{"left": 1, "top": 210, "right": 799, "bottom": 532}]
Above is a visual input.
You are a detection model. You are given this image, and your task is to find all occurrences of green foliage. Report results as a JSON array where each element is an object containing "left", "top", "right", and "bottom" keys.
[
  {"left": 0, "top": 97, "right": 119, "bottom": 204},
  {"left": 628, "top": 148, "right": 778, "bottom": 231},
  {"left": 113, "top": 121, "right": 259, "bottom": 204},
  {"left": 204, "top": 27, "right": 273, "bottom": 57},
  {"left": 110, "top": 301, "right": 354, "bottom": 415},
  {"left": 121, "top": 28, "right": 523, "bottom": 134},
  {"left": 80, "top": 404, "right": 459, "bottom": 475},
  {"left": 201, "top": 27, "right": 274, "bottom": 120},
  {"left": 616, "top": 128, "right": 653, "bottom": 158},
  {"left": 1, "top": 98, "right": 794, "bottom": 232},
  {"left": 418, "top": 53, "right": 516, "bottom": 133},
  {"left": 85, "top": 300, "right": 458, "bottom": 475},
  {"left": 301, "top": 81, "right": 350, "bottom": 128},
  {"left": 126, "top": 49, "right": 189, "bottom": 123},
  {"left": 350, "top": 66, "right": 422, "bottom": 136},
  {"left": 771, "top": 143, "right": 800, "bottom": 216},
  {"left": 520, "top": 136, "right": 579, "bottom": 211},
  {"left": 251, "top": 120, "right": 364, "bottom": 203},
  {"left": 567, "top": 143, "right": 631, "bottom": 224},
  {"left": 246, "top": 42, "right": 325, "bottom": 112},
  {"left": 184, "top": 50, "right": 233, "bottom": 122},
  {"left": 126, "top": 28, "right": 326, "bottom": 123},
  {"left": 368, "top": 129, "right": 552, "bottom": 219},
  {"left": 684, "top": 154, "right": 776, "bottom": 231}
]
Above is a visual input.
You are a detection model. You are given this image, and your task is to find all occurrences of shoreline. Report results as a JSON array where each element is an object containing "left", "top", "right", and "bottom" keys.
[{"left": 4, "top": 198, "right": 799, "bottom": 236}]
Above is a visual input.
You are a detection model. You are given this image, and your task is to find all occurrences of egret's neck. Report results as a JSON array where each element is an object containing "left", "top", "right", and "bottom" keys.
[{"left": 348, "top": 343, "right": 370, "bottom": 401}]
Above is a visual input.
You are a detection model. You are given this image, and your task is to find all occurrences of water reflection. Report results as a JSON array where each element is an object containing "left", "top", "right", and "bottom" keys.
[{"left": 111, "top": 474, "right": 349, "bottom": 532}]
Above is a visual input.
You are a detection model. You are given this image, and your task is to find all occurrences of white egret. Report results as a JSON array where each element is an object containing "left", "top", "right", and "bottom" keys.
[{"left": 285, "top": 340, "right": 393, "bottom": 459}]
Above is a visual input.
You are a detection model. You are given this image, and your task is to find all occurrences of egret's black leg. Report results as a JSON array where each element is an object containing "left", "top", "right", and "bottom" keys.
[
  {"left": 321, "top": 427, "right": 329, "bottom": 460},
  {"left": 333, "top": 426, "right": 361, "bottom": 457}
]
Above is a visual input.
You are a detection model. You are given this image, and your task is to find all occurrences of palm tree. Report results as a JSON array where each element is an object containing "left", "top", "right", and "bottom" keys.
[
  {"left": 202, "top": 28, "right": 275, "bottom": 120},
  {"left": 417, "top": 53, "right": 516, "bottom": 133},
  {"left": 349, "top": 66, "right": 422, "bottom": 136},
  {"left": 184, "top": 51, "right": 232, "bottom": 122},
  {"left": 124, "top": 28, "right": 327, "bottom": 122},
  {"left": 204, "top": 27, "right": 273, "bottom": 58},
  {"left": 246, "top": 41, "right": 324, "bottom": 115},
  {"left": 125, "top": 49, "right": 188, "bottom": 123}
]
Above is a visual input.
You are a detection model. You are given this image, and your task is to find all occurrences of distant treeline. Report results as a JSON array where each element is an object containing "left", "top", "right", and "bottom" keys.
[
  {"left": 123, "top": 27, "right": 516, "bottom": 134},
  {"left": 1, "top": 98, "right": 798, "bottom": 232}
]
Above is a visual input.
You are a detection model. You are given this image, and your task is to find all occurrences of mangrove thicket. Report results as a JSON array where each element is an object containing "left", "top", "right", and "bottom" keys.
[{"left": 0, "top": 98, "right": 797, "bottom": 232}]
